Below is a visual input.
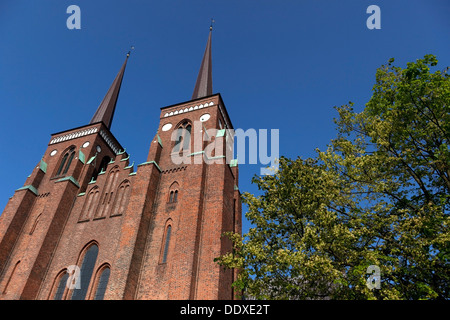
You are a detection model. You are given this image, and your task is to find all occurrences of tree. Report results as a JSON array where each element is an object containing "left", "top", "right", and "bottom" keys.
[{"left": 216, "top": 55, "right": 450, "bottom": 300}]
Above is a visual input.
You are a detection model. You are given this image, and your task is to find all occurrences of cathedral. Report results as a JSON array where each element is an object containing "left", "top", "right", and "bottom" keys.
[{"left": 0, "top": 28, "right": 242, "bottom": 300}]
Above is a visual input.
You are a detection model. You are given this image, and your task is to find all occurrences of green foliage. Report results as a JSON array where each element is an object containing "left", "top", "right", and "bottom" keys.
[{"left": 216, "top": 55, "right": 450, "bottom": 300}]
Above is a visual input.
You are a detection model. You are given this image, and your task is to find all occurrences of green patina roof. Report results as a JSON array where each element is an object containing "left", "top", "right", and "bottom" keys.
[
  {"left": 78, "top": 150, "right": 86, "bottom": 164},
  {"left": 16, "top": 185, "right": 39, "bottom": 196},
  {"left": 229, "top": 159, "right": 238, "bottom": 167},
  {"left": 39, "top": 159, "right": 47, "bottom": 173},
  {"left": 56, "top": 176, "right": 80, "bottom": 188},
  {"left": 87, "top": 154, "right": 97, "bottom": 164},
  {"left": 137, "top": 160, "right": 162, "bottom": 172}
]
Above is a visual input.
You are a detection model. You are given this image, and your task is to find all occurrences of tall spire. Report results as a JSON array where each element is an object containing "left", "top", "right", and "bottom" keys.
[
  {"left": 90, "top": 53, "right": 129, "bottom": 129},
  {"left": 191, "top": 25, "right": 213, "bottom": 100}
]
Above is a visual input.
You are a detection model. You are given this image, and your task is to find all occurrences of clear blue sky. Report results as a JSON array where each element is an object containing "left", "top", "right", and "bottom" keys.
[{"left": 1, "top": 0, "right": 449, "bottom": 235}]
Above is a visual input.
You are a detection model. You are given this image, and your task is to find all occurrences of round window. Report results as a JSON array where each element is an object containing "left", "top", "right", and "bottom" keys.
[
  {"left": 200, "top": 113, "right": 210, "bottom": 122},
  {"left": 162, "top": 123, "right": 173, "bottom": 131}
]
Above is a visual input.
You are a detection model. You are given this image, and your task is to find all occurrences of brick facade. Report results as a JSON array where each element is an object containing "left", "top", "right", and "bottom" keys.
[{"left": 0, "top": 91, "right": 241, "bottom": 300}]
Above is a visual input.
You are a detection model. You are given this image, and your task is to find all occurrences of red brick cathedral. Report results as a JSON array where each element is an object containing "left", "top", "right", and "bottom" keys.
[{"left": 0, "top": 28, "right": 241, "bottom": 300}]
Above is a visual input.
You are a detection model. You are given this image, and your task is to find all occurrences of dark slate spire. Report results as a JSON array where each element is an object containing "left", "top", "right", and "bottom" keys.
[
  {"left": 191, "top": 27, "right": 213, "bottom": 100},
  {"left": 90, "top": 53, "right": 129, "bottom": 129}
]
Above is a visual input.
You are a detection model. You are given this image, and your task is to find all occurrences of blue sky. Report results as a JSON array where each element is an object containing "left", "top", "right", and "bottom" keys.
[{"left": 0, "top": 0, "right": 449, "bottom": 235}]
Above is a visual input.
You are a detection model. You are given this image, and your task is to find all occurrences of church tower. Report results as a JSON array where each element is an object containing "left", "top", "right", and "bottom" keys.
[{"left": 0, "top": 28, "right": 241, "bottom": 300}]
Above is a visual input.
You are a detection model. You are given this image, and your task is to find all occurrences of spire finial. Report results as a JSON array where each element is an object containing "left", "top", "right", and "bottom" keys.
[
  {"left": 210, "top": 18, "right": 215, "bottom": 31},
  {"left": 127, "top": 46, "right": 135, "bottom": 58},
  {"left": 192, "top": 24, "right": 213, "bottom": 100}
]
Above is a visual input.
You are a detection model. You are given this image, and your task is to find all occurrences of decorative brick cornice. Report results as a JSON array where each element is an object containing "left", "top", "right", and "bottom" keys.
[
  {"left": 162, "top": 166, "right": 187, "bottom": 174},
  {"left": 50, "top": 127, "right": 98, "bottom": 145},
  {"left": 162, "top": 101, "right": 215, "bottom": 118},
  {"left": 99, "top": 129, "right": 121, "bottom": 155}
]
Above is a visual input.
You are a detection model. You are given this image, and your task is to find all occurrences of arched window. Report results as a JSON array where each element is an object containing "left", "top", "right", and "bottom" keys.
[
  {"left": 56, "top": 153, "right": 68, "bottom": 176},
  {"left": 63, "top": 149, "right": 76, "bottom": 175},
  {"left": 168, "top": 190, "right": 178, "bottom": 203},
  {"left": 168, "top": 182, "right": 179, "bottom": 204},
  {"left": 162, "top": 225, "right": 172, "bottom": 264},
  {"left": 91, "top": 156, "right": 111, "bottom": 182},
  {"left": 183, "top": 124, "right": 192, "bottom": 150},
  {"left": 71, "top": 244, "right": 98, "bottom": 300},
  {"left": 173, "top": 127, "right": 183, "bottom": 153},
  {"left": 173, "top": 122, "right": 192, "bottom": 153},
  {"left": 56, "top": 147, "right": 75, "bottom": 177},
  {"left": 53, "top": 271, "right": 69, "bottom": 300},
  {"left": 93, "top": 266, "right": 111, "bottom": 300}
]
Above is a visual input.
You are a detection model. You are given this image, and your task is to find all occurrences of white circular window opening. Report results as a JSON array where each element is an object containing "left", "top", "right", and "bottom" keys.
[
  {"left": 162, "top": 123, "right": 173, "bottom": 131},
  {"left": 200, "top": 113, "right": 210, "bottom": 122}
]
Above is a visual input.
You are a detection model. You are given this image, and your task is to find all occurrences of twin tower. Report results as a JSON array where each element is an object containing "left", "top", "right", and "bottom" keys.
[{"left": 0, "top": 29, "right": 241, "bottom": 300}]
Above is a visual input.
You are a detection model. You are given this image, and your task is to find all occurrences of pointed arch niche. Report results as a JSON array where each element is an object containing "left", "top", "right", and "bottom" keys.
[
  {"left": 29, "top": 213, "right": 42, "bottom": 235},
  {"left": 79, "top": 186, "right": 100, "bottom": 222},
  {"left": 111, "top": 179, "right": 131, "bottom": 217},
  {"left": 2, "top": 261, "right": 20, "bottom": 295},
  {"left": 95, "top": 166, "right": 120, "bottom": 219}
]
